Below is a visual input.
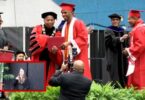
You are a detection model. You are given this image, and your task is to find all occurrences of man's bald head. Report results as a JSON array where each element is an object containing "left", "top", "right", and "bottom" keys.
[{"left": 73, "top": 60, "right": 84, "bottom": 73}]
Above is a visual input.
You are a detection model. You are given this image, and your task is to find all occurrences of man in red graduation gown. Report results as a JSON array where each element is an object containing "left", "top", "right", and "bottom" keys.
[
  {"left": 123, "top": 10, "right": 145, "bottom": 89},
  {"left": 29, "top": 12, "right": 63, "bottom": 82},
  {"left": 58, "top": 3, "right": 92, "bottom": 79}
]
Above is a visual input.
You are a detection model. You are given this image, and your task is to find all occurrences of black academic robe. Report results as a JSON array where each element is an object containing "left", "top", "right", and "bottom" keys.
[
  {"left": 105, "top": 26, "right": 128, "bottom": 87},
  {"left": 0, "top": 28, "right": 8, "bottom": 48}
]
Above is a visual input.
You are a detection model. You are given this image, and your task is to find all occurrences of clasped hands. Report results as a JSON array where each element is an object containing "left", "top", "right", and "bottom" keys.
[
  {"left": 50, "top": 41, "right": 71, "bottom": 54},
  {"left": 122, "top": 48, "right": 129, "bottom": 56}
]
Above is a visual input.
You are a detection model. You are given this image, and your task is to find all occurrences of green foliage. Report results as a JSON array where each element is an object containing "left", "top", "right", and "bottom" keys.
[
  {"left": 9, "top": 81, "right": 145, "bottom": 100},
  {"left": 0, "top": 64, "right": 14, "bottom": 80},
  {"left": 10, "top": 86, "right": 60, "bottom": 100},
  {"left": 3, "top": 74, "right": 15, "bottom": 79},
  {"left": 3, "top": 66, "right": 15, "bottom": 80},
  {"left": 86, "top": 81, "right": 145, "bottom": 100},
  {"left": 4, "top": 66, "right": 10, "bottom": 71}
]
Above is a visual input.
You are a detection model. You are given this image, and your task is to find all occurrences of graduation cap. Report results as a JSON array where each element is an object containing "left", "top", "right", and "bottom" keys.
[
  {"left": 0, "top": 12, "right": 3, "bottom": 17},
  {"left": 41, "top": 12, "right": 57, "bottom": 19},
  {"left": 0, "top": 12, "right": 3, "bottom": 14},
  {"left": 108, "top": 13, "right": 121, "bottom": 19},
  {"left": 128, "top": 10, "right": 143, "bottom": 18},
  {"left": 15, "top": 51, "right": 25, "bottom": 56},
  {"left": 60, "top": 3, "right": 75, "bottom": 12}
]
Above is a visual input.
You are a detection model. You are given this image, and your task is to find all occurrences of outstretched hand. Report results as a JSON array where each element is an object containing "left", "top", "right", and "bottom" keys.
[
  {"left": 60, "top": 63, "right": 68, "bottom": 71},
  {"left": 61, "top": 42, "right": 71, "bottom": 50},
  {"left": 122, "top": 48, "right": 129, "bottom": 56},
  {"left": 51, "top": 46, "right": 58, "bottom": 54},
  {"left": 120, "top": 34, "right": 129, "bottom": 41}
]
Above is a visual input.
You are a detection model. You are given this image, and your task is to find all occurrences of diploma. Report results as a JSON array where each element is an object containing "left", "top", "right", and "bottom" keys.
[
  {"left": 47, "top": 37, "right": 65, "bottom": 49},
  {"left": 126, "top": 59, "right": 135, "bottom": 76}
]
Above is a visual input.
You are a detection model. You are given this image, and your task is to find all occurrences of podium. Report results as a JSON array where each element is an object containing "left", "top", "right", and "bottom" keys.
[{"left": 0, "top": 50, "right": 14, "bottom": 61}]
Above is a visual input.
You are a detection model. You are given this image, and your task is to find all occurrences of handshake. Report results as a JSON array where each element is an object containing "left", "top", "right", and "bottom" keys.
[
  {"left": 120, "top": 34, "right": 129, "bottom": 42},
  {"left": 51, "top": 41, "right": 71, "bottom": 54}
]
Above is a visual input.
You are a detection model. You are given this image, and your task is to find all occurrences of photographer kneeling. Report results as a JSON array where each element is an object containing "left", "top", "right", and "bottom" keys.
[{"left": 49, "top": 60, "right": 92, "bottom": 100}]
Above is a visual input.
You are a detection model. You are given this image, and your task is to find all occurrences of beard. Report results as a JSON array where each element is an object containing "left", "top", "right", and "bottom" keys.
[{"left": 129, "top": 22, "right": 135, "bottom": 27}]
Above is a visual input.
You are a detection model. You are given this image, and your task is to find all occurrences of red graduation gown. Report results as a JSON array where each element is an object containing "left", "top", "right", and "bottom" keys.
[
  {"left": 29, "top": 25, "right": 63, "bottom": 83},
  {"left": 61, "top": 18, "right": 92, "bottom": 80},
  {"left": 127, "top": 19, "right": 145, "bottom": 89}
]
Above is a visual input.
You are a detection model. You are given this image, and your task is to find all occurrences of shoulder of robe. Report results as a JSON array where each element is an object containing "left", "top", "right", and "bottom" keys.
[
  {"left": 74, "top": 19, "right": 86, "bottom": 26},
  {"left": 32, "top": 24, "right": 42, "bottom": 33},
  {"left": 104, "top": 28, "right": 114, "bottom": 35},
  {"left": 132, "top": 25, "right": 145, "bottom": 35},
  {"left": 33, "top": 24, "right": 42, "bottom": 29},
  {"left": 136, "top": 24, "right": 145, "bottom": 30}
]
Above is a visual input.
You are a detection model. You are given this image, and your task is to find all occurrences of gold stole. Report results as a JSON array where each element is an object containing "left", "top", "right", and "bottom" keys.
[{"left": 64, "top": 23, "right": 70, "bottom": 60}]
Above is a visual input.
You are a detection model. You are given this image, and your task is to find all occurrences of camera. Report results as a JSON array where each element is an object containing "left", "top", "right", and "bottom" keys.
[{"left": 67, "top": 47, "right": 77, "bottom": 69}]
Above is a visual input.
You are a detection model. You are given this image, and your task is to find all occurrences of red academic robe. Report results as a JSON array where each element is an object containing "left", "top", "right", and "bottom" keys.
[
  {"left": 60, "top": 17, "right": 92, "bottom": 80},
  {"left": 29, "top": 25, "right": 63, "bottom": 83},
  {"left": 127, "top": 19, "right": 145, "bottom": 89}
]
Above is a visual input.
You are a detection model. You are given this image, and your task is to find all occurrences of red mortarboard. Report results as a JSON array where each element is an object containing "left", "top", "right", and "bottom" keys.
[
  {"left": 60, "top": 3, "right": 75, "bottom": 12},
  {"left": 128, "top": 10, "right": 143, "bottom": 18}
]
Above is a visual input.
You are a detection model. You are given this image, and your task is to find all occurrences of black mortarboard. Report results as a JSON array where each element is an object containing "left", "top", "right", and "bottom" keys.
[
  {"left": 108, "top": 13, "right": 121, "bottom": 19},
  {"left": 0, "top": 12, "right": 3, "bottom": 17},
  {"left": 41, "top": 12, "right": 57, "bottom": 19},
  {"left": 15, "top": 51, "right": 25, "bottom": 56}
]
